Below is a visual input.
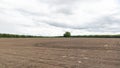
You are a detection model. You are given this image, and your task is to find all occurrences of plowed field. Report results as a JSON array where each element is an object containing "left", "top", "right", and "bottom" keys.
[{"left": 0, "top": 38, "right": 119, "bottom": 68}]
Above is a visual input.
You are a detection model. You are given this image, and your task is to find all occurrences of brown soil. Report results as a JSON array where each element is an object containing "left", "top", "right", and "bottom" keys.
[{"left": 0, "top": 38, "right": 119, "bottom": 68}]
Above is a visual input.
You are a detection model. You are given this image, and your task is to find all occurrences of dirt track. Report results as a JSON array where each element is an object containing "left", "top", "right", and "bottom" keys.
[{"left": 0, "top": 38, "right": 119, "bottom": 68}]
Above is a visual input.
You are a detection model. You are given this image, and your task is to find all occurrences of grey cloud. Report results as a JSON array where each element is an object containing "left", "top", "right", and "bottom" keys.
[
  {"left": 33, "top": 19, "right": 86, "bottom": 29},
  {"left": 55, "top": 8, "right": 73, "bottom": 15},
  {"left": 40, "top": 0, "right": 80, "bottom": 5},
  {"left": 34, "top": 14, "right": 120, "bottom": 33},
  {"left": 20, "top": 24, "right": 33, "bottom": 27},
  {"left": 39, "top": 0, "right": 79, "bottom": 15},
  {"left": 83, "top": 16, "right": 120, "bottom": 32},
  {"left": 16, "top": 9, "right": 46, "bottom": 16}
]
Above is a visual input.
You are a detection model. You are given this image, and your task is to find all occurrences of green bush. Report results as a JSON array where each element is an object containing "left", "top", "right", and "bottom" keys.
[{"left": 63, "top": 32, "right": 71, "bottom": 37}]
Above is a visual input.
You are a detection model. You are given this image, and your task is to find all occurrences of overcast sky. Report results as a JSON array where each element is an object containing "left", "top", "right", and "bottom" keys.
[{"left": 0, "top": 0, "right": 120, "bottom": 36}]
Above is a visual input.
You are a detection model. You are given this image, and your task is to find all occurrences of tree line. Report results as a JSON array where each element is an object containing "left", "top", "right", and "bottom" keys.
[
  {"left": 0, "top": 32, "right": 120, "bottom": 38},
  {"left": 0, "top": 34, "right": 41, "bottom": 38},
  {"left": 63, "top": 32, "right": 120, "bottom": 38}
]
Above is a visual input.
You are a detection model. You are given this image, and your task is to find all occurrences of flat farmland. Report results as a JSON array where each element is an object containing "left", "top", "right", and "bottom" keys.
[{"left": 0, "top": 38, "right": 119, "bottom": 68}]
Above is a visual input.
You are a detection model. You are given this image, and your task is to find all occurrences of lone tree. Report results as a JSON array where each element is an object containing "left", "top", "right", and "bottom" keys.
[{"left": 63, "top": 32, "right": 71, "bottom": 37}]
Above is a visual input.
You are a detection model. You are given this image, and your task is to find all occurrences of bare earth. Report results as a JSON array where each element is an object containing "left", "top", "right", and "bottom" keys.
[{"left": 0, "top": 38, "right": 119, "bottom": 68}]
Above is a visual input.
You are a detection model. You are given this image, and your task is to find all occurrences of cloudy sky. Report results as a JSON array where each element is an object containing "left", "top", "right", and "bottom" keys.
[{"left": 0, "top": 0, "right": 120, "bottom": 36}]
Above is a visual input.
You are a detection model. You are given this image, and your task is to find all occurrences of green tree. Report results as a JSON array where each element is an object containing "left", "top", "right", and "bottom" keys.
[{"left": 63, "top": 32, "right": 71, "bottom": 37}]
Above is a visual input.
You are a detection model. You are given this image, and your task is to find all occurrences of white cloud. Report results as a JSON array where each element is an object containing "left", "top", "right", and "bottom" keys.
[{"left": 0, "top": 0, "right": 120, "bottom": 36}]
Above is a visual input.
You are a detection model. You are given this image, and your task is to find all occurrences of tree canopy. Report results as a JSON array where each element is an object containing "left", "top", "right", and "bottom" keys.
[{"left": 63, "top": 32, "right": 71, "bottom": 37}]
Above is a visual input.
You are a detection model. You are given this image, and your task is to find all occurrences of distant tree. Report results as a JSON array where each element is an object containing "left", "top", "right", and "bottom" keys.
[{"left": 63, "top": 32, "right": 71, "bottom": 37}]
